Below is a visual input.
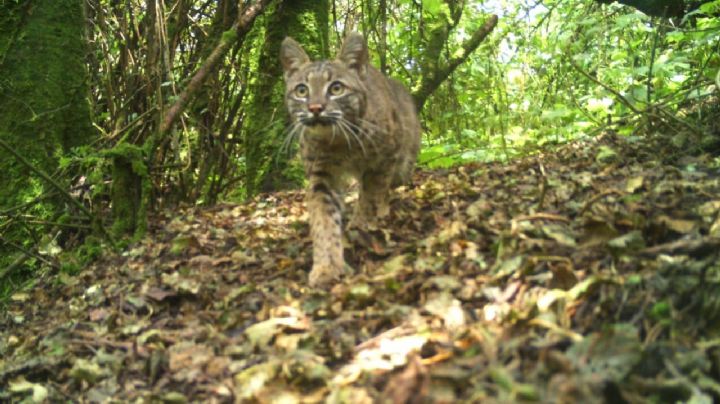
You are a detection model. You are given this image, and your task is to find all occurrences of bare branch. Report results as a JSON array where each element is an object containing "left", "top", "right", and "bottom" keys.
[
  {"left": 160, "top": 0, "right": 273, "bottom": 134},
  {"left": 413, "top": 14, "right": 499, "bottom": 111}
]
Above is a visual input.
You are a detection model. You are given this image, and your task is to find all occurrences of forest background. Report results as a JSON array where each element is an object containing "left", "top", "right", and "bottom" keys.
[{"left": 0, "top": 0, "right": 718, "bottom": 298}]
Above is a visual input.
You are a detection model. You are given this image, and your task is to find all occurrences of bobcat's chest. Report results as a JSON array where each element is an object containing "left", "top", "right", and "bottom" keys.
[{"left": 300, "top": 122, "right": 391, "bottom": 161}]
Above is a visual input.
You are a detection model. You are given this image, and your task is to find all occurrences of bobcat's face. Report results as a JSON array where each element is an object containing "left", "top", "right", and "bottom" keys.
[
  {"left": 281, "top": 36, "right": 371, "bottom": 141},
  {"left": 284, "top": 62, "right": 367, "bottom": 136}
]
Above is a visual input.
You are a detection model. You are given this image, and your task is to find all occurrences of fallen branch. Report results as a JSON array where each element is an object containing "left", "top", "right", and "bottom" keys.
[{"left": 638, "top": 236, "right": 720, "bottom": 258}]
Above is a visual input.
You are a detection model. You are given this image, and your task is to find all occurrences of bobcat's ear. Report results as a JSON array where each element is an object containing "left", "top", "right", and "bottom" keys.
[
  {"left": 280, "top": 37, "right": 310, "bottom": 78},
  {"left": 338, "top": 32, "right": 368, "bottom": 78}
]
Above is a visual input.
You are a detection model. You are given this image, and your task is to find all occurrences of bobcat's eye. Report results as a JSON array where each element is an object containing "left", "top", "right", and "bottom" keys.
[
  {"left": 294, "top": 84, "right": 308, "bottom": 98},
  {"left": 328, "top": 82, "right": 345, "bottom": 96}
]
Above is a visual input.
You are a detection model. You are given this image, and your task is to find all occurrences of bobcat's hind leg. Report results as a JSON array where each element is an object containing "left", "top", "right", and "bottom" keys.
[{"left": 349, "top": 169, "right": 392, "bottom": 230}]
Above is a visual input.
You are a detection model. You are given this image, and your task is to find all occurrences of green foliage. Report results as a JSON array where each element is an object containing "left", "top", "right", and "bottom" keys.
[
  {"left": 221, "top": 28, "right": 238, "bottom": 44},
  {"left": 407, "top": 0, "right": 719, "bottom": 167}
]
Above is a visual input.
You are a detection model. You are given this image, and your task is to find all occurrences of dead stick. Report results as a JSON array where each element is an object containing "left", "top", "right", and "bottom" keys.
[
  {"left": 579, "top": 189, "right": 624, "bottom": 216},
  {"left": 639, "top": 237, "right": 720, "bottom": 258}
]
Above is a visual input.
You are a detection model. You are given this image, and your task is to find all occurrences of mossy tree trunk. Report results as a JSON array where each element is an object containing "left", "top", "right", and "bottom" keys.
[
  {"left": 0, "top": 0, "right": 94, "bottom": 208},
  {"left": 0, "top": 0, "right": 95, "bottom": 266},
  {"left": 244, "top": 0, "right": 329, "bottom": 196}
]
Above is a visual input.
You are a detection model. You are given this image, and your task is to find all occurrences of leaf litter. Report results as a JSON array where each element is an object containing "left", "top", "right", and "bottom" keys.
[{"left": 2, "top": 133, "right": 720, "bottom": 402}]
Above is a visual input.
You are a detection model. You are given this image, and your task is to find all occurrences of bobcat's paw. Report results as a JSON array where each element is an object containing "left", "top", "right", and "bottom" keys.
[{"left": 308, "top": 264, "right": 342, "bottom": 288}]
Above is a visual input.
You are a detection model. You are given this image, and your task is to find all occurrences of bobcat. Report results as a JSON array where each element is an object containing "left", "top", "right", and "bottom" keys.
[{"left": 280, "top": 33, "right": 421, "bottom": 287}]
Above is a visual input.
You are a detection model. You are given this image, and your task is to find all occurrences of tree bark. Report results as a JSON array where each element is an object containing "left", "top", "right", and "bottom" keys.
[
  {"left": 0, "top": 0, "right": 97, "bottom": 268},
  {"left": 244, "top": 0, "right": 330, "bottom": 196},
  {"left": 0, "top": 0, "right": 95, "bottom": 208}
]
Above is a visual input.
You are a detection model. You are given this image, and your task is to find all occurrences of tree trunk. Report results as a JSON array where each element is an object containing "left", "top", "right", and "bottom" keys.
[
  {"left": 0, "top": 0, "right": 95, "bottom": 208},
  {"left": 244, "top": 0, "right": 330, "bottom": 196},
  {"left": 0, "top": 0, "right": 95, "bottom": 267}
]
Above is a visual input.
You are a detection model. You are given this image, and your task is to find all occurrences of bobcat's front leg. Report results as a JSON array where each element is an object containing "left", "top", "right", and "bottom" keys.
[{"left": 306, "top": 173, "right": 344, "bottom": 287}]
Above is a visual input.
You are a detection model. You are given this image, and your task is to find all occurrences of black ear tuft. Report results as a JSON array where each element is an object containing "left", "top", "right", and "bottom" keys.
[
  {"left": 338, "top": 32, "right": 368, "bottom": 77},
  {"left": 280, "top": 37, "right": 310, "bottom": 78}
]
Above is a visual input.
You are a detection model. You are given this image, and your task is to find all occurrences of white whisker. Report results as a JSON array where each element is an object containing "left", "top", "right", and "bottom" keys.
[
  {"left": 340, "top": 118, "right": 378, "bottom": 153},
  {"left": 358, "top": 118, "right": 387, "bottom": 136},
  {"left": 279, "top": 121, "right": 302, "bottom": 156},
  {"left": 334, "top": 122, "right": 353, "bottom": 150},
  {"left": 337, "top": 120, "right": 367, "bottom": 156}
]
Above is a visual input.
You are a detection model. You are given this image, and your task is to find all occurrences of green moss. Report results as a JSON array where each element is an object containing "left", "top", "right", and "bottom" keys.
[
  {"left": 104, "top": 143, "right": 148, "bottom": 176},
  {"left": 243, "top": 0, "right": 329, "bottom": 197},
  {"left": 0, "top": 0, "right": 96, "bottom": 289},
  {"left": 104, "top": 143, "right": 147, "bottom": 239},
  {"left": 221, "top": 28, "right": 238, "bottom": 44}
]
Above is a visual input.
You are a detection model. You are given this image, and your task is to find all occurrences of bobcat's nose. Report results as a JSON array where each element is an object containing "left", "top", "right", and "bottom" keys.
[{"left": 308, "top": 103, "right": 325, "bottom": 116}]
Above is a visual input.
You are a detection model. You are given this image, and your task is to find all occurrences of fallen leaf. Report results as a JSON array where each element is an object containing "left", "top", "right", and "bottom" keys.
[
  {"left": 382, "top": 353, "right": 429, "bottom": 404},
  {"left": 69, "top": 358, "right": 106, "bottom": 384},
  {"left": 625, "top": 176, "right": 644, "bottom": 193},
  {"left": 8, "top": 376, "right": 48, "bottom": 402}
]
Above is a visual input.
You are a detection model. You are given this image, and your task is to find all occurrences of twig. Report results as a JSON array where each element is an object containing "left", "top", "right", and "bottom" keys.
[
  {"left": 69, "top": 338, "right": 132, "bottom": 351},
  {"left": 0, "top": 137, "right": 114, "bottom": 246},
  {"left": 528, "top": 318, "right": 583, "bottom": 342},
  {"left": 646, "top": 19, "right": 663, "bottom": 106},
  {"left": 537, "top": 160, "right": 548, "bottom": 210},
  {"left": 513, "top": 213, "right": 571, "bottom": 223},
  {"left": 638, "top": 236, "right": 720, "bottom": 258},
  {"left": 567, "top": 59, "right": 640, "bottom": 114},
  {"left": 0, "top": 192, "right": 58, "bottom": 216},
  {"left": 354, "top": 323, "right": 418, "bottom": 352},
  {"left": 23, "top": 220, "right": 92, "bottom": 230},
  {"left": 0, "top": 235, "right": 58, "bottom": 271},
  {"left": 0, "top": 139, "right": 90, "bottom": 218},
  {"left": 654, "top": 106, "right": 705, "bottom": 137},
  {"left": 0, "top": 251, "right": 30, "bottom": 280},
  {"left": 159, "top": 0, "right": 272, "bottom": 134},
  {"left": 579, "top": 189, "right": 624, "bottom": 216}
]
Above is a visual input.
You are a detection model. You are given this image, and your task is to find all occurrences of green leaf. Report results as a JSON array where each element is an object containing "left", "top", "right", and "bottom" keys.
[
  {"left": 699, "top": 0, "right": 720, "bottom": 15},
  {"left": 424, "top": 0, "right": 443, "bottom": 15}
]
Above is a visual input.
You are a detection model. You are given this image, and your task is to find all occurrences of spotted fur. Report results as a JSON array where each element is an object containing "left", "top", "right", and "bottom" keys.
[{"left": 280, "top": 33, "right": 421, "bottom": 287}]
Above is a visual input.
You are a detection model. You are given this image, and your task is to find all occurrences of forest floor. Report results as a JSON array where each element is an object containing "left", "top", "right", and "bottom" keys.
[{"left": 3, "top": 132, "right": 720, "bottom": 403}]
